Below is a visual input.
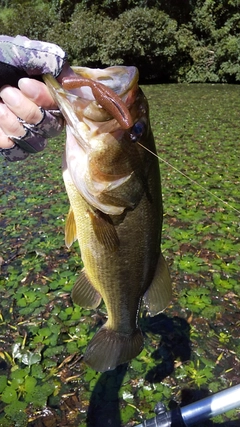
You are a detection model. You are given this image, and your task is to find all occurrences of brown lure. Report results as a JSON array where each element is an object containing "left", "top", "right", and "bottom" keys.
[{"left": 62, "top": 76, "right": 133, "bottom": 130}]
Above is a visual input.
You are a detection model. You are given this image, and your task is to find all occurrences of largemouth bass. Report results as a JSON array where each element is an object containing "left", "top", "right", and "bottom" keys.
[{"left": 43, "top": 67, "right": 171, "bottom": 372}]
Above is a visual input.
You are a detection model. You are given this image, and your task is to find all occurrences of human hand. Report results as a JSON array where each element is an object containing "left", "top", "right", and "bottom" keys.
[
  {"left": 0, "top": 78, "right": 64, "bottom": 160},
  {"left": 0, "top": 35, "right": 71, "bottom": 161}
]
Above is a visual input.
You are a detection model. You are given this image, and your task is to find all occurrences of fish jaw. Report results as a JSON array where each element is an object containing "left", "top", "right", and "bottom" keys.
[
  {"left": 43, "top": 74, "right": 91, "bottom": 152},
  {"left": 71, "top": 65, "right": 139, "bottom": 101},
  {"left": 61, "top": 73, "right": 134, "bottom": 130},
  {"left": 43, "top": 66, "right": 138, "bottom": 147}
]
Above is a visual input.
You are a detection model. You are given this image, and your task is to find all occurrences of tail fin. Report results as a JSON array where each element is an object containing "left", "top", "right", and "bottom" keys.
[{"left": 84, "top": 326, "right": 143, "bottom": 372}]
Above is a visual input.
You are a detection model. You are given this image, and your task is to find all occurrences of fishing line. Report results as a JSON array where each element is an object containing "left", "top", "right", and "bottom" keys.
[{"left": 137, "top": 142, "right": 240, "bottom": 215}]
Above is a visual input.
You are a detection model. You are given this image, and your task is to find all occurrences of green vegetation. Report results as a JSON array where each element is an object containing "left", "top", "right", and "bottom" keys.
[
  {"left": 0, "top": 84, "right": 240, "bottom": 426},
  {"left": 0, "top": 0, "right": 240, "bottom": 82}
]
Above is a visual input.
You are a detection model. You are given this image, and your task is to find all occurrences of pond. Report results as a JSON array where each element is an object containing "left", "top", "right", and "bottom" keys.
[{"left": 0, "top": 84, "right": 240, "bottom": 426}]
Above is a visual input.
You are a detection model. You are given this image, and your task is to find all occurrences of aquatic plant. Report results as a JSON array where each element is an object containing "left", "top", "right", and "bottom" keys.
[{"left": 0, "top": 84, "right": 240, "bottom": 426}]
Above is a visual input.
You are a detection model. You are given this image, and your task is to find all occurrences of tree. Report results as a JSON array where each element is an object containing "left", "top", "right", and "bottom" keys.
[{"left": 99, "top": 7, "right": 178, "bottom": 81}]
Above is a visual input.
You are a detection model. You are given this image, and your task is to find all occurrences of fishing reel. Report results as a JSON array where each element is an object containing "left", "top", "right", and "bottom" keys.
[
  {"left": 134, "top": 384, "right": 240, "bottom": 427},
  {"left": 137, "top": 401, "right": 185, "bottom": 427}
]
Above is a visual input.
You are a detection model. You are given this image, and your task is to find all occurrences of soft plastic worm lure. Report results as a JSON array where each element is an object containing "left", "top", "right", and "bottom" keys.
[{"left": 62, "top": 75, "right": 133, "bottom": 130}]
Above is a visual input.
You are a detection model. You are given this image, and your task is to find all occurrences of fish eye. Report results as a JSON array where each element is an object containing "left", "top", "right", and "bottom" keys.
[{"left": 129, "top": 121, "right": 145, "bottom": 143}]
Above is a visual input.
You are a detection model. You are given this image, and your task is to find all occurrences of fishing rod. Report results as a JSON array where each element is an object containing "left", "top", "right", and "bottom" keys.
[{"left": 135, "top": 383, "right": 240, "bottom": 427}]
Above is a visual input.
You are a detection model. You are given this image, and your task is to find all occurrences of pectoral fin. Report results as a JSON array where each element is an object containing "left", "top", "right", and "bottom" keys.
[
  {"left": 65, "top": 207, "right": 77, "bottom": 248},
  {"left": 71, "top": 269, "right": 102, "bottom": 309},
  {"left": 88, "top": 210, "right": 120, "bottom": 251},
  {"left": 143, "top": 253, "right": 172, "bottom": 316}
]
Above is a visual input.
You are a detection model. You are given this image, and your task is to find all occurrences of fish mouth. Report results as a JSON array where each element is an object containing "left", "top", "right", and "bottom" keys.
[
  {"left": 43, "top": 66, "right": 139, "bottom": 150},
  {"left": 43, "top": 66, "right": 141, "bottom": 215},
  {"left": 72, "top": 66, "right": 139, "bottom": 100}
]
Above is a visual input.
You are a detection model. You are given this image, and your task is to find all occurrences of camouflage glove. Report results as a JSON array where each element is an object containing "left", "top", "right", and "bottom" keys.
[
  {"left": 0, "top": 35, "right": 66, "bottom": 161},
  {"left": 0, "top": 35, "right": 67, "bottom": 87}
]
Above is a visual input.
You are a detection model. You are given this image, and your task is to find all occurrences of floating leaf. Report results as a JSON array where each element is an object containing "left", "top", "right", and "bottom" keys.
[
  {"left": 24, "top": 376, "right": 37, "bottom": 393},
  {"left": 1, "top": 386, "right": 17, "bottom": 404},
  {"left": 31, "top": 364, "right": 45, "bottom": 380},
  {"left": 12, "top": 343, "right": 22, "bottom": 360},
  {"left": 21, "top": 351, "right": 42, "bottom": 366},
  {"left": 0, "top": 375, "right": 7, "bottom": 393},
  {"left": 11, "top": 368, "right": 29, "bottom": 381},
  {"left": 4, "top": 400, "right": 27, "bottom": 416}
]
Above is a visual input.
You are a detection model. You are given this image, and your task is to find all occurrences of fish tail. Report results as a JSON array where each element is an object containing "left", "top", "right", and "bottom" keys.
[{"left": 83, "top": 326, "right": 143, "bottom": 372}]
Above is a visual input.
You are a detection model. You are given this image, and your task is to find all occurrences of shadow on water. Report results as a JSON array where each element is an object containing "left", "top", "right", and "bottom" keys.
[
  {"left": 142, "top": 313, "right": 191, "bottom": 383},
  {"left": 85, "top": 315, "right": 239, "bottom": 427},
  {"left": 141, "top": 315, "right": 240, "bottom": 427},
  {"left": 86, "top": 363, "right": 128, "bottom": 427},
  {"left": 86, "top": 313, "right": 192, "bottom": 427}
]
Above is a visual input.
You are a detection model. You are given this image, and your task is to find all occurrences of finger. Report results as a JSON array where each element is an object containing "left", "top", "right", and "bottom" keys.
[
  {"left": 0, "top": 102, "right": 25, "bottom": 138},
  {"left": 0, "top": 124, "right": 15, "bottom": 149},
  {"left": 0, "top": 86, "right": 43, "bottom": 124},
  {"left": 18, "top": 78, "right": 58, "bottom": 109}
]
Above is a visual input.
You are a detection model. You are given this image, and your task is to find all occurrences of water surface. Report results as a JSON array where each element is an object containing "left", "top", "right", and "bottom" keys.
[{"left": 0, "top": 84, "right": 239, "bottom": 426}]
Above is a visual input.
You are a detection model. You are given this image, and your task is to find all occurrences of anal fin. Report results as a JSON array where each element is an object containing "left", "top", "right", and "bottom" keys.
[
  {"left": 71, "top": 269, "right": 102, "bottom": 309},
  {"left": 143, "top": 252, "right": 172, "bottom": 316}
]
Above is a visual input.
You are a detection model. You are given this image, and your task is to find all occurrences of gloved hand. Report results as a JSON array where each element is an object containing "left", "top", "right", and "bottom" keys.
[
  {"left": 0, "top": 35, "right": 71, "bottom": 161},
  {"left": 0, "top": 35, "right": 67, "bottom": 86}
]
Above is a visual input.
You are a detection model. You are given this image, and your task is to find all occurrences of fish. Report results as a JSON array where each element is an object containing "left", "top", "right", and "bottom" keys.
[{"left": 43, "top": 66, "right": 172, "bottom": 372}]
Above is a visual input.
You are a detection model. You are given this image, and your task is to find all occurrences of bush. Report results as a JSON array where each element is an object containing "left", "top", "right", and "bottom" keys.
[
  {"left": 216, "top": 34, "right": 240, "bottom": 82},
  {"left": 0, "top": 3, "right": 56, "bottom": 40},
  {"left": 99, "top": 7, "right": 178, "bottom": 81},
  {"left": 1, "top": 1, "right": 239, "bottom": 83},
  {"left": 47, "top": 5, "right": 112, "bottom": 67},
  {"left": 184, "top": 45, "right": 219, "bottom": 83},
  {"left": 47, "top": 6, "right": 179, "bottom": 81}
]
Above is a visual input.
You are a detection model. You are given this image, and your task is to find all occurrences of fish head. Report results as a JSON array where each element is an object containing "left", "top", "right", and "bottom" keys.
[{"left": 44, "top": 66, "right": 153, "bottom": 215}]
